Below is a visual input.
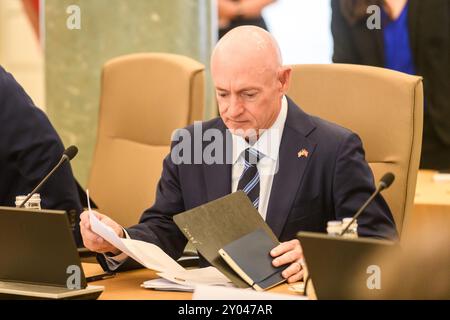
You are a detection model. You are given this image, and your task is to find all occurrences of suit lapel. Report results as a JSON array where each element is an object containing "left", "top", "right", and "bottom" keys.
[
  {"left": 266, "top": 99, "right": 317, "bottom": 238},
  {"left": 202, "top": 100, "right": 318, "bottom": 238}
]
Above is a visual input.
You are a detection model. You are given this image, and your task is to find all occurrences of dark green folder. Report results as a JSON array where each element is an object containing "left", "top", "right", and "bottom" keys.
[
  {"left": 173, "top": 191, "right": 279, "bottom": 288},
  {"left": 219, "top": 228, "right": 287, "bottom": 291}
]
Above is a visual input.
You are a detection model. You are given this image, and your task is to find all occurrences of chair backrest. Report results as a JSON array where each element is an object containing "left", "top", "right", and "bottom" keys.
[
  {"left": 287, "top": 64, "right": 423, "bottom": 237},
  {"left": 88, "top": 53, "right": 205, "bottom": 227}
]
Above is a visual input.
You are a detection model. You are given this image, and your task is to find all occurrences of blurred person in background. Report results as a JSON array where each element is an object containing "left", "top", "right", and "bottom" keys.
[
  {"left": 218, "top": 0, "right": 276, "bottom": 38},
  {"left": 22, "top": 0, "right": 40, "bottom": 38},
  {"left": 331, "top": 0, "right": 450, "bottom": 170},
  {"left": 0, "top": 66, "right": 83, "bottom": 247}
]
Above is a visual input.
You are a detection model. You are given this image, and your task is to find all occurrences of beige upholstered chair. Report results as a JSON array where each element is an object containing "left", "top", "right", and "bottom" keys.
[
  {"left": 287, "top": 64, "right": 423, "bottom": 237},
  {"left": 88, "top": 53, "right": 205, "bottom": 228}
]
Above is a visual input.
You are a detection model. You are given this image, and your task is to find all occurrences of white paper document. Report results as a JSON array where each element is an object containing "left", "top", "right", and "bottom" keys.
[
  {"left": 121, "top": 238, "right": 185, "bottom": 273},
  {"left": 89, "top": 212, "right": 132, "bottom": 258},
  {"left": 89, "top": 212, "right": 183, "bottom": 273},
  {"left": 433, "top": 172, "right": 450, "bottom": 182},
  {"left": 141, "top": 278, "right": 195, "bottom": 292},
  {"left": 157, "top": 267, "right": 232, "bottom": 287},
  {"left": 88, "top": 212, "right": 232, "bottom": 291},
  {"left": 142, "top": 267, "right": 233, "bottom": 292}
]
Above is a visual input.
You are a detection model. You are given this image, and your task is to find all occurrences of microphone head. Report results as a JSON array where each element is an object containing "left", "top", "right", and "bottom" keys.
[
  {"left": 379, "top": 172, "right": 395, "bottom": 190},
  {"left": 63, "top": 145, "right": 78, "bottom": 161}
]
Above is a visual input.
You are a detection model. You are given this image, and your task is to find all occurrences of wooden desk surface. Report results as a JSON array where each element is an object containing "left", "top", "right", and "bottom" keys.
[
  {"left": 411, "top": 170, "right": 450, "bottom": 231},
  {"left": 83, "top": 263, "right": 307, "bottom": 300},
  {"left": 415, "top": 170, "right": 450, "bottom": 206}
]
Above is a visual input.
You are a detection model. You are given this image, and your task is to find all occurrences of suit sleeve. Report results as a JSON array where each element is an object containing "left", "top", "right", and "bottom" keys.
[
  {"left": 332, "top": 133, "right": 398, "bottom": 240},
  {"left": 330, "top": 0, "right": 359, "bottom": 63}
]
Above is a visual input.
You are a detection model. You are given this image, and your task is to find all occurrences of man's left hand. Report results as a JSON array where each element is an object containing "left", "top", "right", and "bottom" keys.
[{"left": 271, "top": 239, "right": 304, "bottom": 283}]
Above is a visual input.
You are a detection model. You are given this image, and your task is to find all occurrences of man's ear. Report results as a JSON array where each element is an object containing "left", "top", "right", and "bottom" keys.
[{"left": 278, "top": 66, "right": 292, "bottom": 94}]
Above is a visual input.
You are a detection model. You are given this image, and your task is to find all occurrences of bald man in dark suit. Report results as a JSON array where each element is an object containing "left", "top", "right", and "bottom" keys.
[{"left": 80, "top": 27, "right": 397, "bottom": 283}]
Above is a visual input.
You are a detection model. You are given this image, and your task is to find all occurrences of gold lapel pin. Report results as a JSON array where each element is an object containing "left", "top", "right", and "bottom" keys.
[{"left": 298, "top": 148, "right": 309, "bottom": 158}]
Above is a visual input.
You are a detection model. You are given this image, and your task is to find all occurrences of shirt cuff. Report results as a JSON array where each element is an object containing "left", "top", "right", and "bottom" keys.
[{"left": 103, "top": 228, "right": 130, "bottom": 271}]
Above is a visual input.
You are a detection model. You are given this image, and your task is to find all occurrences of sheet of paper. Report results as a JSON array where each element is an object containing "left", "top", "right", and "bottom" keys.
[
  {"left": 121, "top": 238, "right": 184, "bottom": 273},
  {"left": 141, "top": 267, "right": 233, "bottom": 292},
  {"left": 157, "top": 266, "right": 233, "bottom": 287},
  {"left": 433, "top": 172, "right": 450, "bottom": 182},
  {"left": 142, "top": 278, "right": 195, "bottom": 292},
  {"left": 88, "top": 211, "right": 142, "bottom": 262},
  {"left": 87, "top": 190, "right": 133, "bottom": 257},
  {"left": 89, "top": 212, "right": 184, "bottom": 273}
]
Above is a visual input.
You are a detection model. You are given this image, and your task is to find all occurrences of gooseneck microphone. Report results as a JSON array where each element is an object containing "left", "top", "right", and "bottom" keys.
[
  {"left": 19, "top": 145, "right": 79, "bottom": 208},
  {"left": 340, "top": 172, "right": 395, "bottom": 236}
]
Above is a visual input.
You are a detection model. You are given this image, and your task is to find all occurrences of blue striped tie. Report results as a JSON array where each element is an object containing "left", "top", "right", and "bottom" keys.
[{"left": 237, "top": 148, "right": 262, "bottom": 209}]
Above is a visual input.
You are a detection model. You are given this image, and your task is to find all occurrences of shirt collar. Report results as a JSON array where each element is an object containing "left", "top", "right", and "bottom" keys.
[{"left": 231, "top": 95, "right": 288, "bottom": 164}]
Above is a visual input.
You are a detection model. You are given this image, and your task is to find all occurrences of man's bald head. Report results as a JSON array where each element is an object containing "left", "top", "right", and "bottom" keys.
[
  {"left": 211, "top": 26, "right": 291, "bottom": 137},
  {"left": 211, "top": 26, "right": 283, "bottom": 75}
]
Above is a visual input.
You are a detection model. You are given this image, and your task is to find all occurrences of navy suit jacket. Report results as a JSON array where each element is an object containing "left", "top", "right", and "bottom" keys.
[
  {"left": 0, "top": 66, "right": 83, "bottom": 246},
  {"left": 103, "top": 97, "right": 398, "bottom": 270}
]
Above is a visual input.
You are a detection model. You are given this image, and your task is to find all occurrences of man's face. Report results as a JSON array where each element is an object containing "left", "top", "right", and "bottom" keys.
[{"left": 212, "top": 59, "right": 289, "bottom": 138}]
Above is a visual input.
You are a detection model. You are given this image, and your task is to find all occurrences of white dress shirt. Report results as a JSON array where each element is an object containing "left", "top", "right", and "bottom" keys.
[{"left": 231, "top": 96, "right": 288, "bottom": 220}]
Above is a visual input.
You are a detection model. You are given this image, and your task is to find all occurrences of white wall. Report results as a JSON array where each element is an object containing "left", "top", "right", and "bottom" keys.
[
  {"left": 263, "top": 0, "right": 333, "bottom": 64},
  {"left": 0, "top": 0, "right": 45, "bottom": 110}
]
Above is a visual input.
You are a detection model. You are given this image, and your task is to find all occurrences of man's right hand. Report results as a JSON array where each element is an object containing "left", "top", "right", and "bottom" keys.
[{"left": 79, "top": 210, "right": 124, "bottom": 255}]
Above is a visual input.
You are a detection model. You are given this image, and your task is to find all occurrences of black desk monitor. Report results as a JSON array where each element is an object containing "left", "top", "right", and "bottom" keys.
[
  {"left": 0, "top": 206, "right": 103, "bottom": 299},
  {"left": 297, "top": 231, "right": 397, "bottom": 300}
]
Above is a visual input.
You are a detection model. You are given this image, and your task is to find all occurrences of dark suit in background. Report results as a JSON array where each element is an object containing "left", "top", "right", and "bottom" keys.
[
  {"left": 331, "top": 0, "right": 450, "bottom": 169},
  {"left": 0, "top": 66, "right": 83, "bottom": 246},
  {"left": 218, "top": 0, "right": 269, "bottom": 39},
  {"left": 99, "top": 98, "right": 398, "bottom": 270},
  {"left": 219, "top": 15, "right": 268, "bottom": 39}
]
